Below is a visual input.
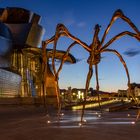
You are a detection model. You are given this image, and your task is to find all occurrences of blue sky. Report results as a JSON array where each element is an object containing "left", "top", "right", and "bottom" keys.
[{"left": 1, "top": 0, "right": 140, "bottom": 92}]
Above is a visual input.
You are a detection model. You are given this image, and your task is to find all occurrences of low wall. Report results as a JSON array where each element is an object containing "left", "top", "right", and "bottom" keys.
[
  {"left": 0, "top": 97, "right": 43, "bottom": 105},
  {"left": 109, "top": 102, "right": 135, "bottom": 112},
  {"left": 0, "top": 97, "right": 59, "bottom": 108}
]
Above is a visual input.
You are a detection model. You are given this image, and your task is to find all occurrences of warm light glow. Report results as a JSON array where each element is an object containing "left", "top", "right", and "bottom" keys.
[
  {"left": 127, "top": 114, "right": 130, "bottom": 117},
  {"left": 78, "top": 123, "right": 82, "bottom": 126},
  {"left": 73, "top": 92, "right": 76, "bottom": 96},
  {"left": 72, "top": 100, "right": 118, "bottom": 110},
  {"left": 47, "top": 120, "right": 51, "bottom": 124},
  {"left": 61, "top": 113, "right": 64, "bottom": 116},
  {"left": 84, "top": 119, "right": 87, "bottom": 122},
  {"left": 78, "top": 91, "right": 84, "bottom": 99},
  {"left": 131, "top": 121, "right": 135, "bottom": 124}
]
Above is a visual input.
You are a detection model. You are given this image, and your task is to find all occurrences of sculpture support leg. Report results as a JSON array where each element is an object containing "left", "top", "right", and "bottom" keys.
[
  {"left": 55, "top": 78, "right": 61, "bottom": 119},
  {"left": 80, "top": 64, "right": 93, "bottom": 124},
  {"left": 95, "top": 64, "right": 102, "bottom": 111},
  {"left": 103, "top": 49, "right": 139, "bottom": 120},
  {"left": 101, "top": 9, "right": 139, "bottom": 45},
  {"left": 57, "top": 42, "right": 77, "bottom": 76},
  {"left": 100, "top": 31, "right": 139, "bottom": 51},
  {"left": 55, "top": 42, "right": 77, "bottom": 118},
  {"left": 42, "top": 42, "right": 48, "bottom": 112}
]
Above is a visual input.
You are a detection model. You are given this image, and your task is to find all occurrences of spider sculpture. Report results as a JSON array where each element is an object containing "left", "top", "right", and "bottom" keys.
[{"left": 42, "top": 9, "right": 140, "bottom": 123}]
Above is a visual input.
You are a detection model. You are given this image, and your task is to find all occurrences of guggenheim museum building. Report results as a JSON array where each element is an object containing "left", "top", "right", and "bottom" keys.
[{"left": 0, "top": 7, "right": 76, "bottom": 105}]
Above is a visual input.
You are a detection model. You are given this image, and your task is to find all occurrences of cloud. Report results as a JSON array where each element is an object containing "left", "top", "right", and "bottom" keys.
[
  {"left": 63, "top": 18, "right": 75, "bottom": 26},
  {"left": 123, "top": 48, "right": 140, "bottom": 57},
  {"left": 77, "top": 22, "right": 86, "bottom": 28},
  {"left": 61, "top": 11, "right": 86, "bottom": 28},
  {"left": 62, "top": 10, "right": 76, "bottom": 26}
]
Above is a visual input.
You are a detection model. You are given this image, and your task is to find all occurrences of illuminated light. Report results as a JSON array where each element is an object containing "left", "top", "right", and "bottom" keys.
[
  {"left": 72, "top": 99, "right": 118, "bottom": 110},
  {"left": 131, "top": 121, "right": 135, "bottom": 124},
  {"left": 61, "top": 113, "right": 64, "bottom": 116},
  {"left": 83, "top": 119, "right": 87, "bottom": 122},
  {"left": 78, "top": 91, "right": 81, "bottom": 99},
  {"left": 98, "top": 114, "right": 101, "bottom": 118},
  {"left": 78, "top": 91, "right": 84, "bottom": 99},
  {"left": 61, "top": 92, "right": 64, "bottom": 96},
  {"left": 73, "top": 92, "right": 76, "bottom": 96},
  {"left": 95, "top": 112, "right": 98, "bottom": 114},
  {"left": 78, "top": 123, "right": 82, "bottom": 126},
  {"left": 127, "top": 114, "right": 130, "bottom": 117},
  {"left": 47, "top": 120, "right": 51, "bottom": 124}
]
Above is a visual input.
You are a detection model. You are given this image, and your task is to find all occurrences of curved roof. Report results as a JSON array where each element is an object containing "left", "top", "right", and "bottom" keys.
[
  {"left": 0, "top": 7, "right": 33, "bottom": 23},
  {"left": 47, "top": 49, "right": 76, "bottom": 64},
  {"left": 22, "top": 47, "right": 76, "bottom": 64}
]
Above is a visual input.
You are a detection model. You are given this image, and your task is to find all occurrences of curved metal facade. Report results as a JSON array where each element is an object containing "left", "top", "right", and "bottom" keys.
[
  {"left": 0, "top": 22, "right": 13, "bottom": 67},
  {"left": 0, "top": 7, "right": 76, "bottom": 100},
  {"left": 0, "top": 7, "right": 45, "bottom": 97}
]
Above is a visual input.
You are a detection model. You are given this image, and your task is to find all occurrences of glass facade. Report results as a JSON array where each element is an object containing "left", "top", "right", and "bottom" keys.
[
  {"left": 0, "top": 68, "right": 21, "bottom": 97},
  {"left": 11, "top": 49, "right": 42, "bottom": 97}
]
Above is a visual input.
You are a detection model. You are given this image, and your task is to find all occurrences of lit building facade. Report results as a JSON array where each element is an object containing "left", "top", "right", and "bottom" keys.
[
  {"left": 0, "top": 7, "right": 76, "bottom": 101},
  {"left": 127, "top": 83, "right": 140, "bottom": 99}
]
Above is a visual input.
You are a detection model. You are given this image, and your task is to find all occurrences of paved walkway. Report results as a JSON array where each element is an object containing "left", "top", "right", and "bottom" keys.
[{"left": 0, "top": 106, "right": 140, "bottom": 140}]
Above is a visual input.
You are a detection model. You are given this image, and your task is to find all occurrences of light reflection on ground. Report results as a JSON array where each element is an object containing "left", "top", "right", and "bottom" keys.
[
  {"left": 45, "top": 110, "right": 139, "bottom": 128},
  {"left": 1, "top": 106, "right": 140, "bottom": 140}
]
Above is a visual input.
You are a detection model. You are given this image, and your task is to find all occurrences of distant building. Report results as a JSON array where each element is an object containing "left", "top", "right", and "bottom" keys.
[
  {"left": 60, "top": 88, "right": 85, "bottom": 103},
  {"left": 118, "top": 90, "right": 127, "bottom": 97},
  {"left": 60, "top": 87, "right": 113, "bottom": 103},
  {"left": 127, "top": 83, "right": 140, "bottom": 98}
]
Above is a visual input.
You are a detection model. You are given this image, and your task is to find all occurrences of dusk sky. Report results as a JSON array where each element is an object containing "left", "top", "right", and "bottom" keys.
[{"left": 1, "top": 0, "right": 140, "bottom": 92}]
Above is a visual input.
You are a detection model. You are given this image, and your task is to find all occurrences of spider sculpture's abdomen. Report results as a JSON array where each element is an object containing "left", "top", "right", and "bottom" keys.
[{"left": 87, "top": 53, "right": 101, "bottom": 65}]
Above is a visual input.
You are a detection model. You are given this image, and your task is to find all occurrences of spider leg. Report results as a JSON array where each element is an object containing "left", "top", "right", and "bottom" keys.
[
  {"left": 43, "top": 33, "right": 66, "bottom": 46},
  {"left": 41, "top": 41, "right": 48, "bottom": 109},
  {"left": 51, "top": 25, "right": 68, "bottom": 114},
  {"left": 100, "top": 31, "right": 139, "bottom": 52},
  {"left": 43, "top": 24, "right": 90, "bottom": 52},
  {"left": 117, "top": 9, "right": 139, "bottom": 34},
  {"left": 81, "top": 58, "right": 93, "bottom": 124},
  {"left": 51, "top": 25, "right": 84, "bottom": 112},
  {"left": 42, "top": 24, "right": 90, "bottom": 117},
  {"left": 95, "top": 64, "right": 102, "bottom": 112},
  {"left": 43, "top": 23, "right": 91, "bottom": 79},
  {"left": 53, "top": 42, "right": 78, "bottom": 118},
  {"left": 57, "top": 42, "right": 78, "bottom": 77},
  {"left": 46, "top": 23, "right": 89, "bottom": 79},
  {"left": 49, "top": 24, "right": 90, "bottom": 112},
  {"left": 101, "top": 9, "right": 140, "bottom": 45},
  {"left": 102, "top": 49, "right": 138, "bottom": 105},
  {"left": 136, "top": 107, "right": 140, "bottom": 121},
  {"left": 51, "top": 25, "right": 64, "bottom": 76},
  {"left": 53, "top": 24, "right": 90, "bottom": 52},
  {"left": 41, "top": 26, "right": 67, "bottom": 112}
]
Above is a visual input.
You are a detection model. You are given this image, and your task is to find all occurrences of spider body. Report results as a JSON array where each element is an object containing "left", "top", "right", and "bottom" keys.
[{"left": 88, "top": 24, "right": 101, "bottom": 65}]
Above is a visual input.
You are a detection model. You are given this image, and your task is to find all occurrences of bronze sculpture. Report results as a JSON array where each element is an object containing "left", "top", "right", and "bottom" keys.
[{"left": 42, "top": 9, "right": 140, "bottom": 124}]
